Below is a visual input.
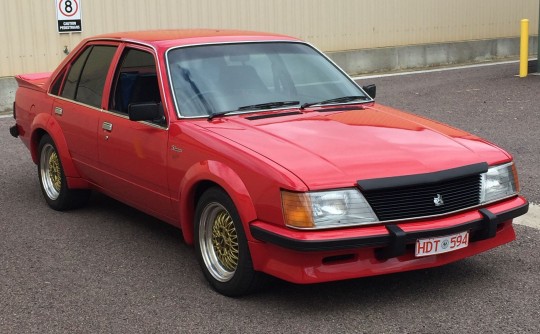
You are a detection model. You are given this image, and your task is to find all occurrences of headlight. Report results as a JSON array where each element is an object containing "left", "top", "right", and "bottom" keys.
[
  {"left": 480, "top": 162, "right": 519, "bottom": 203},
  {"left": 281, "top": 189, "right": 378, "bottom": 229}
]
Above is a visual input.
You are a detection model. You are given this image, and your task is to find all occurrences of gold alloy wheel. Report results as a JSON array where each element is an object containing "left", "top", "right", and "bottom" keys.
[
  {"left": 40, "top": 143, "right": 62, "bottom": 200},
  {"left": 211, "top": 210, "right": 239, "bottom": 271},
  {"left": 199, "top": 202, "right": 239, "bottom": 282}
]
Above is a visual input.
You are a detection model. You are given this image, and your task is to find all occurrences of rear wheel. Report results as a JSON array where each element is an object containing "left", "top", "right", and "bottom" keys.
[
  {"left": 194, "top": 187, "right": 263, "bottom": 296},
  {"left": 38, "top": 135, "right": 90, "bottom": 210}
]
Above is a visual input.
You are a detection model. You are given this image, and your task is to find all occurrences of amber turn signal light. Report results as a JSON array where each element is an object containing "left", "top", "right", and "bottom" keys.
[{"left": 281, "top": 191, "right": 315, "bottom": 228}]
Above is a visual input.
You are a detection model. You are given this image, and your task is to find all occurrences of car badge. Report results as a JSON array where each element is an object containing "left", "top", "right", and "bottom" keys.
[{"left": 433, "top": 194, "right": 444, "bottom": 207}]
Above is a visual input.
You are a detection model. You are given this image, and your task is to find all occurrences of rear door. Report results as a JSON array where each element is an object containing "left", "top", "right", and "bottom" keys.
[
  {"left": 97, "top": 45, "right": 174, "bottom": 221},
  {"left": 51, "top": 43, "right": 118, "bottom": 182}
]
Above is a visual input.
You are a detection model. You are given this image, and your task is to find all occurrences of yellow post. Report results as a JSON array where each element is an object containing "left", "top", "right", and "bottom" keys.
[{"left": 519, "top": 19, "right": 529, "bottom": 78}]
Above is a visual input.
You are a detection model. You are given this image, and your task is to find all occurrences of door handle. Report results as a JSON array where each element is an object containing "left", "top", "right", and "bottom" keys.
[
  {"left": 55, "top": 107, "right": 63, "bottom": 116},
  {"left": 102, "top": 122, "right": 113, "bottom": 132}
]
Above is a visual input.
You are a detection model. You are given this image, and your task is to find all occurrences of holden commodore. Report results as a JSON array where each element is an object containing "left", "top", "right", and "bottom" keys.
[{"left": 9, "top": 30, "right": 529, "bottom": 296}]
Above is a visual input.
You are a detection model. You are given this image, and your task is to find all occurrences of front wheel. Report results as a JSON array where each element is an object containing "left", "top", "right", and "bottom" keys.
[
  {"left": 194, "top": 188, "right": 264, "bottom": 296},
  {"left": 38, "top": 135, "right": 90, "bottom": 211}
]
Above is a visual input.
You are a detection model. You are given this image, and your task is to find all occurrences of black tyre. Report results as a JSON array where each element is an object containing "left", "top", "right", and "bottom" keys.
[
  {"left": 194, "top": 187, "right": 264, "bottom": 296},
  {"left": 38, "top": 135, "right": 90, "bottom": 211}
]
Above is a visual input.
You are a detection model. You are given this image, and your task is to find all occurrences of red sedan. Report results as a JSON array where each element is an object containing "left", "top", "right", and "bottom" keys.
[{"left": 9, "top": 30, "right": 528, "bottom": 296}]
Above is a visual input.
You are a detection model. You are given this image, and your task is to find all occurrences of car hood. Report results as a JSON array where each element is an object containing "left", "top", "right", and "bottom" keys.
[{"left": 198, "top": 104, "right": 510, "bottom": 190}]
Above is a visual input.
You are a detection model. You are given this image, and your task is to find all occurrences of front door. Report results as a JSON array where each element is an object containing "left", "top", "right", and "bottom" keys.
[{"left": 97, "top": 46, "right": 174, "bottom": 221}]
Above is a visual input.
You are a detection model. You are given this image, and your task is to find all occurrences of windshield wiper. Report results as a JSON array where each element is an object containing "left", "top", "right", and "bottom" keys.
[
  {"left": 208, "top": 101, "right": 300, "bottom": 121},
  {"left": 300, "top": 95, "right": 370, "bottom": 110},
  {"left": 207, "top": 110, "right": 236, "bottom": 121},
  {"left": 237, "top": 101, "right": 300, "bottom": 111}
]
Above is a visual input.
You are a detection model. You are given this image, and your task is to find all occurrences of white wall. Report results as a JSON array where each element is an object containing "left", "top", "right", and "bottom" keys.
[{"left": 0, "top": 0, "right": 538, "bottom": 76}]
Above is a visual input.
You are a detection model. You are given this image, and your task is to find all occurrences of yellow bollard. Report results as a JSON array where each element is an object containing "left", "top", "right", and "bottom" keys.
[{"left": 519, "top": 19, "right": 529, "bottom": 78}]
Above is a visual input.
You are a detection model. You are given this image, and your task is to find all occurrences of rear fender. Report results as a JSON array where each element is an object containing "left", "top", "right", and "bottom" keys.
[
  {"left": 178, "top": 161, "right": 257, "bottom": 245},
  {"left": 30, "top": 113, "right": 87, "bottom": 187}
]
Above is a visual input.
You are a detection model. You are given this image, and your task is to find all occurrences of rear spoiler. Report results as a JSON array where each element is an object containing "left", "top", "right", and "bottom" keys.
[{"left": 15, "top": 72, "right": 52, "bottom": 92}]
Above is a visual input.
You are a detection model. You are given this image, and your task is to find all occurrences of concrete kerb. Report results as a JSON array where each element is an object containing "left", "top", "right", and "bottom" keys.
[
  {"left": 0, "top": 77, "right": 17, "bottom": 115},
  {"left": 327, "top": 36, "right": 538, "bottom": 76},
  {"left": 514, "top": 203, "right": 540, "bottom": 230}
]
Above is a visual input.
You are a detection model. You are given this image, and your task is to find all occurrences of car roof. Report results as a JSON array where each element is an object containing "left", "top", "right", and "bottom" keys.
[{"left": 91, "top": 29, "right": 300, "bottom": 49}]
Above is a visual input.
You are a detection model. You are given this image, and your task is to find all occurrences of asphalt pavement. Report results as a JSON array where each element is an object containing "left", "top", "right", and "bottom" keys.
[{"left": 1, "top": 61, "right": 539, "bottom": 333}]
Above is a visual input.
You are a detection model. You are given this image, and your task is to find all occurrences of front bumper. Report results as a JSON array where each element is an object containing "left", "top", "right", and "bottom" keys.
[{"left": 248, "top": 196, "right": 528, "bottom": 283}]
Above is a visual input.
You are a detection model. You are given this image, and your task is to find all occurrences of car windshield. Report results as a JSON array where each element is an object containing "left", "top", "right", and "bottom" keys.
[{"left": 167, "top": 42, "right": 368, "bottom": 118}]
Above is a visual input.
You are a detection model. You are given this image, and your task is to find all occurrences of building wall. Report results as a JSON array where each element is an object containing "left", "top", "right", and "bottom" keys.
[{"left": 0, "top": 0, "right": 538, "bottom": 76}]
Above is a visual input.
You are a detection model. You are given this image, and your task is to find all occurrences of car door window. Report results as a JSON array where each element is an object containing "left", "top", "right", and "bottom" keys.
[
  {"left": 109, "top": 48, "right": 164, "bottom": 125},
  {"left": 60, "top": 45, "right": 117, "bottom": 108},
  {"left": 60, "top": 47, "right": 92, "bottom": 100},
  {"left": 76, "top": 46, "right": 117, "bottom": 108}
]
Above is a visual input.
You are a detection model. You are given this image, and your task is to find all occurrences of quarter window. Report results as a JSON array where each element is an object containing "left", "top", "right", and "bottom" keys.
[{"left": 50, "top": 68, "right": 67, "bottom": 96}]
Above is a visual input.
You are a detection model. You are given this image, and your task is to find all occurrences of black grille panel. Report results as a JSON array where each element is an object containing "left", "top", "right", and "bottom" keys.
[{"left": 362, "top": 175, "right": 482, "bottom": 221}]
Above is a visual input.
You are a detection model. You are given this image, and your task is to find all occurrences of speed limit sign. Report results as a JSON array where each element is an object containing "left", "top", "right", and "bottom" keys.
[{"left": 56, "top": 0, "right": 82, "bottom": 33}]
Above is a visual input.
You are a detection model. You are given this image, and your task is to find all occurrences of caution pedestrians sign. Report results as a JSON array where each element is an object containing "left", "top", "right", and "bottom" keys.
[{"left": 56, "top": 0, "right": 82, "bottom": 33}]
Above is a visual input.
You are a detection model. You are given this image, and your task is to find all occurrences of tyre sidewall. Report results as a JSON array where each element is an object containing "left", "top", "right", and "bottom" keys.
[
  {"left": 37, "top": 135, "right": 71, "bottom": 210},
  {"left": 194, "top": 188, "right": 258, "bottom": 296}
]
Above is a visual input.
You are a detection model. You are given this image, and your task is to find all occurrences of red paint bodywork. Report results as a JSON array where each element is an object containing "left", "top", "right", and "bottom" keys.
[{"left": 12, "top": 30, "right": 527, "bottom": 284}]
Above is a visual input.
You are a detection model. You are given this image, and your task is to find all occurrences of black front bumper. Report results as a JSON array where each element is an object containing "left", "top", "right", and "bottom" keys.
[{"left": 250, "top": 202, "right": 529, "bottom": 259}]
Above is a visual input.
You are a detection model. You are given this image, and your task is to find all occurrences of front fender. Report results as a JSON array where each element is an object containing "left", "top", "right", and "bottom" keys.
[
  {"left": 178, "top": 160, "right": 257, "bottom": 245},
  {"left": 30, "top": 113, "right": 84, "bottom": 182}
]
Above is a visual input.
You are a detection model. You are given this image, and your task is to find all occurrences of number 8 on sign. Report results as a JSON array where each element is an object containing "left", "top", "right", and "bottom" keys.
[{"left": 59, "top": 0, "right": 78, "bottom": 17}]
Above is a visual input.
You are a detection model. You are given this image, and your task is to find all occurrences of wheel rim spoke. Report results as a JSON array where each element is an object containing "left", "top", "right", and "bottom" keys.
[
  {"left": 199, "top": 202, "right": 239, "bottom": 282},
  {"left": 211, "top": 211, "right": 239, "bottom": 271},
  {"left": 40, "top": 144, "right": 61, "bottom": 200},
  {"left": 49, "top": 152, "right": 62, "bottom": 192}
]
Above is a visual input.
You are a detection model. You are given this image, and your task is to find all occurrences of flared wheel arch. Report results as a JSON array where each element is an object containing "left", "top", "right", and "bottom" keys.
[{"left": 178, "top": 161, "right": 258, "bottom": 246}]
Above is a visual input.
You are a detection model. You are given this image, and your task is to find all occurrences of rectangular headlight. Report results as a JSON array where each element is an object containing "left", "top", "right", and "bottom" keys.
[
  {"left": 282, "top": 189, "right": 378, "bottom": 229},
  {"left": 480, "top": 162, "right": 518, "bottom": 204}
]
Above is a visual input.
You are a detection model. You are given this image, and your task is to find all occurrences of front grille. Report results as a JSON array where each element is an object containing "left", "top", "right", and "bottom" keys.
[{"left": 362, "top": 174, "right": 482, "bottom": 222}]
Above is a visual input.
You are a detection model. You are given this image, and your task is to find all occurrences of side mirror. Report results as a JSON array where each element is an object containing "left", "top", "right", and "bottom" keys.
[
  {"left": 128, "top": 102, "right": 162, "bottom": 122},
  {"left": 362, "top": 84, "right": 376, "bottom": 99}
]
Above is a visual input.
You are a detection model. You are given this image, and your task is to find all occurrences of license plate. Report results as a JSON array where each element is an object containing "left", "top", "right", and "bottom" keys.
[{"left": 415, "top": 231, "right": 469, "bottom": 257}]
